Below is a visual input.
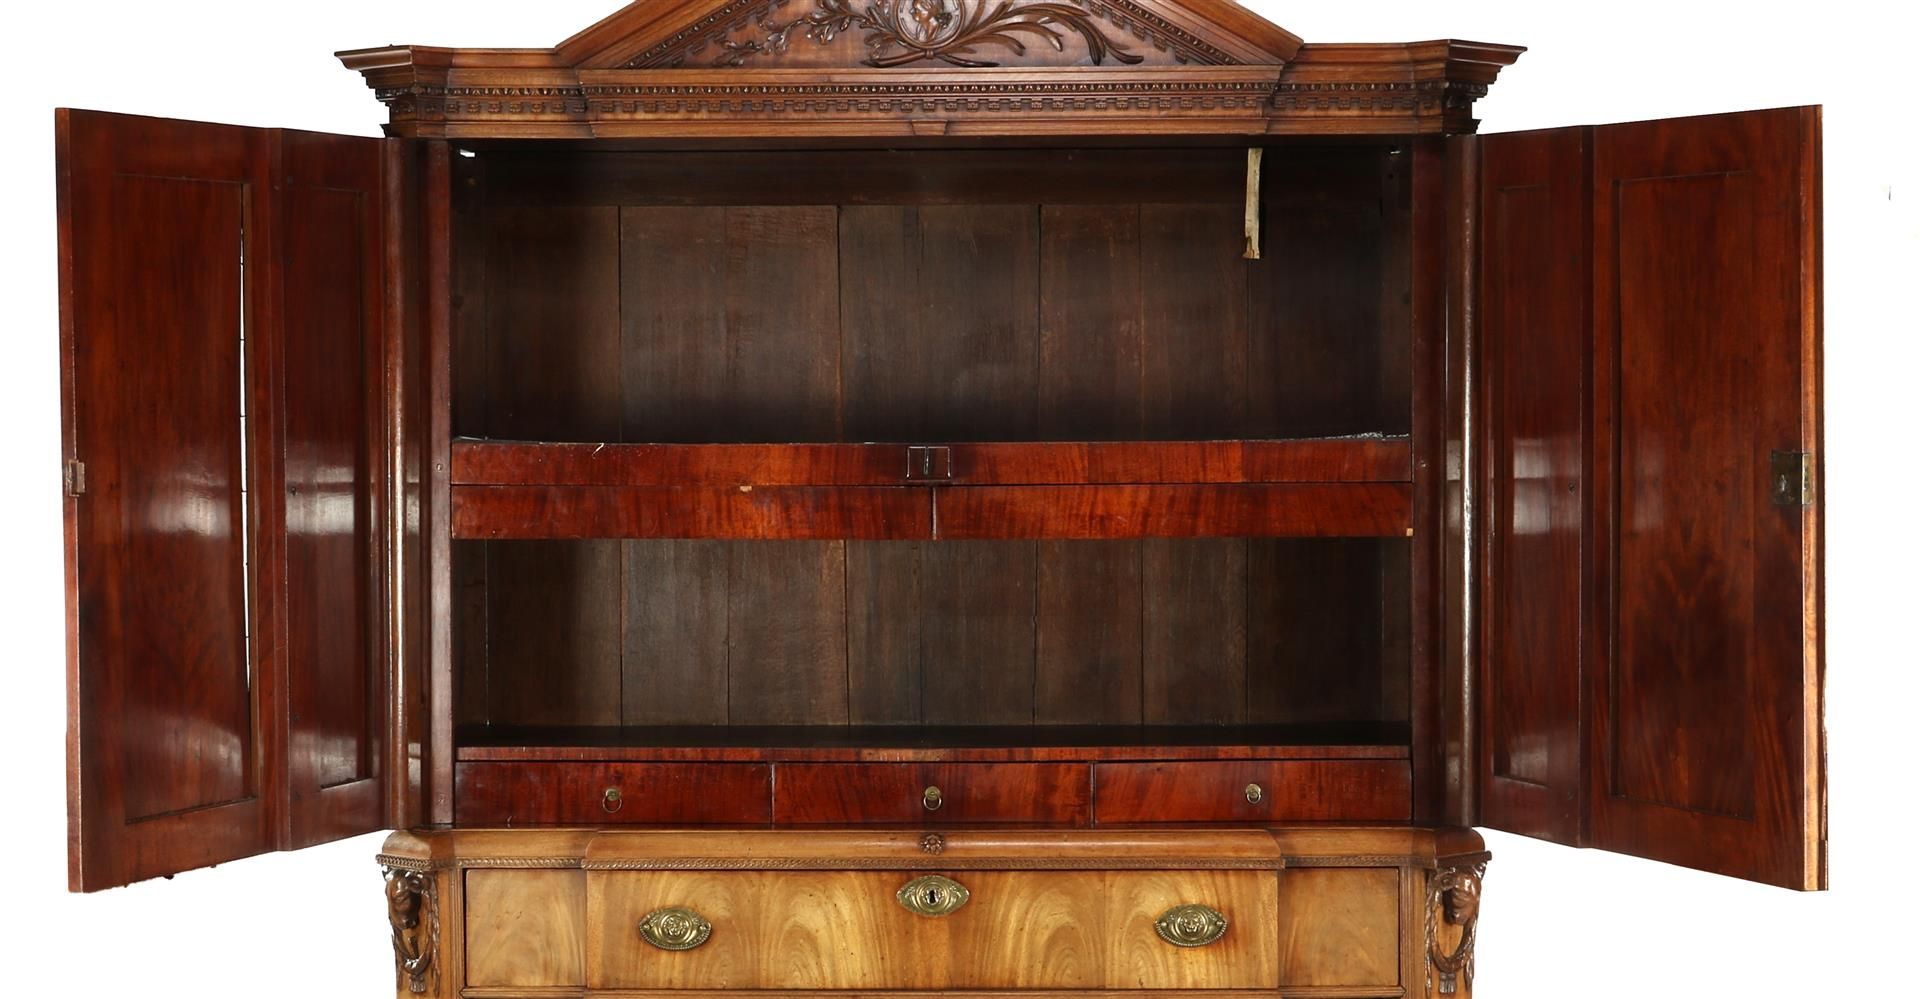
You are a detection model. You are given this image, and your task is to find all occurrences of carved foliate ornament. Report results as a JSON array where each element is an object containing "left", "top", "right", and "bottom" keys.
[
  {"left": 660, "top": 0, "right": 1150, "bottom": 68},
  {"left": 1425, "top": 859, "right": 1488, "bottom": 996},
  {"left": 384, "top": 866, "right": 439, "bottom": 995}
]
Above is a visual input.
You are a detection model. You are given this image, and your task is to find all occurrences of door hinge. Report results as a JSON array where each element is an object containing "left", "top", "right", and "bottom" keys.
[
  {"left": 906, "top": 446, "right": 953, "bottom": 482},
  {"left": 64, "top": 459, "right": 87, "bottom": 497},
  {"left": 1770, "top": 450, "right": 1812, "bottom": 508}
]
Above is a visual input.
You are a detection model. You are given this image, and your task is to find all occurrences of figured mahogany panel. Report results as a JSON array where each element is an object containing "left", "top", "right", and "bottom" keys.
[
  {"left": 1092, "top": 761, "right": 1412, "bottom": 823},
  {"left": 774, "top": 763, "right": 1091, "bottom": 825},
  {"left": 62, "top": 111, "right": 272, "bottom": 890},
  {"left": 452, "top": 484, "right": 933, "bottom": 539},
  {"left": 590, "top": 868, "right": 1278, "bottom": 990},
  {"left": 279, "top": 129, "right": 387, "bottom": 848},
  {"left": 455, "top": 762, "right": 772, "bottom": 825},
  {"left": 1477, "top": 126, "right": 1587, "bottom": 845},
  {"left": 1588, "top": 107, "right": 1823, "bottom": 889},
  {"left": 1276, "top": 868, "right": 1401, "bottom": 988},
  {"left": 465, "top": 869, "right": 588, "bottom": 989},
  {"left": 450, "top": 438, "right": 1413, "bottom": 486},
  {"left": 935, "top": 483, "right": 1413, "bottom": 538}
]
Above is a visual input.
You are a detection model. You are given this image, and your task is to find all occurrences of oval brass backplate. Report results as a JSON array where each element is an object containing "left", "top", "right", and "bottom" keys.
[
  {"left": 897, "top": 875, "right": 970, "bottom": 917},
  {"left": 639, "top": 907, "right": 712, "bottom": 951},
  {"left": 1155, "top": 904, "right": 1229, "bottom": 948}
]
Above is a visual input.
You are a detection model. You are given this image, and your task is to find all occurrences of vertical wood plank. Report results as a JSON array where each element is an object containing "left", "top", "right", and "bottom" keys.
[
  {"left": 920, "top": 542, "right": 1041, "bottom": 726},
  {"left": 1142, "top": 540, "right": 1247, "bottom": 725},
  {"left": 621, "top": 206, "right": 728, "bottom": 443},
  {"left": 1139, "top": 203, "right": 1248, "bottom": 439},
  {"left": 485, "top": 541, "right": 622, "bottom": 727},
  {"left": 483, "top": 205, "right": 621, "bottom": 440},
  {"left": 623, "top": 541, "right": 730, "bottom": 726},
  {"left": 1035, "top": 542, "right": 1144, "bottom": 725},
  {"left": 846, "top": 541, "right": 922, "bottom": 726},
  {"left": 1040, "top": 205, "right": 1143, "bottom": 440},
  {"left": 727, "top": 542, "right": 849, "bottom": 725},
  {"left": 1246, "top": 540, "right": 1385, "bottom": 725},
  {"left": 725, "top": 206, "right": 842, "bottom": 442},
  {"left": 451, "top": 542, "right": 489, "bottom": 728}
]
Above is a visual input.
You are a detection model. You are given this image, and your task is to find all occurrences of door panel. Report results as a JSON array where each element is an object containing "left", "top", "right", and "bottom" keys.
[
  {"left": 1589, "top": 107, "right": 1823, "bottom": 889},
  {"left": 1476, "top": 126, "right": 1587, "bottom": 845},
  {"left": 1478, "top": 107, "right": 1824, "bottom": 889},
  {"left": 60, "top": 111, "right": 393, "bottom": 889},
  {"left": 280, "top": 129, "right": 389, "bottom": 848},
  {"left": 62, "top": 111, "right": 274, "bottom": 891}
]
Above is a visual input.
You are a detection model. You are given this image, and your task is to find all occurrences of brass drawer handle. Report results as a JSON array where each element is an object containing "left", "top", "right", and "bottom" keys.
[
  {"left": 1244, "top": 783, "right": 1264, "bottom": 805},
  {"left": 639, "top": 907, "right": 712, "bottom": 951},
  {"left": 1155, "top": 904, "right": 1229, "bottom": 948},
  {"left": 897, "top": 875, "right": 969, "bottom": 917},
  {"left": 922, "top": 785, "right": 943, "bottom": 811},
  {"left": 603, "top": 787, "right": 624, "bottom": 813}
]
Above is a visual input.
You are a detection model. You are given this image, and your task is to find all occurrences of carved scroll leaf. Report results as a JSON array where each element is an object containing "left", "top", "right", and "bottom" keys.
[{"left": 710, "top": 0, "right": 1146, "bottom": 68}]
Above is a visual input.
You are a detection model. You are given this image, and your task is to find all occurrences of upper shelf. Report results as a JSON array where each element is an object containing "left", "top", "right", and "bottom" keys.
[
  {"left": 337, "top": 1, "right": 1523, "bottom": 140},
  {"left": 449, "top": 437, "right": 1413, "bottom": 541}
]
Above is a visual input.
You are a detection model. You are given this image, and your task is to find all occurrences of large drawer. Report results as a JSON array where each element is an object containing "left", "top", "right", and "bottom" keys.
[{"left": 588, "top": 867, "right": 1278, "bottom": 990}]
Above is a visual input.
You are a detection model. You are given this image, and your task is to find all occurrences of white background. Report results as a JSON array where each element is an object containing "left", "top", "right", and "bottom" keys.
[{"left": 3, "top": 1, "right": 1915, "bottom": 995}]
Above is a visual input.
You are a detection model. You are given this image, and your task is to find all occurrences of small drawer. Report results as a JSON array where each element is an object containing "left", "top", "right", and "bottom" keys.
[
  {"left": 1093, "top": 760, "right": 1411, "bottom": 823},
  {"left": 455, "top": 762, "right": 770, "bottom": 825},
  {"left": 589, "top": 868, "right": 1278, "bottom": 990},
  {"left": 773, "top": 763, "right": 1090, "bottom": 824}
]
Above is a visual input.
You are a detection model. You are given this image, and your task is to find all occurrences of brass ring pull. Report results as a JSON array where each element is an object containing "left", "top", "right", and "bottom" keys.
[
  {"left": 1244, "top": 783, "right": 1264, "bottom": 805},
  {"left": 897, "top": 875, "right": 970, "bottom": 917},
  {"left": 1155, "top": 904, "right": 1229, "bottom": 947},
  {"left": 922, "top": 785, "right": 943, "bottom": 811},
  {"left": 639, "top": 907, "right": 712, "bottom": 951},
  {"left": 602, "top": 787, "right": 624, "bottom": 814}
]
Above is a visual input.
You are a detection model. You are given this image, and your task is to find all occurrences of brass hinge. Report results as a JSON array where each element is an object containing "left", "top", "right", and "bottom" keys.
[
  {"left": 906, "top": 446, "right": 953, "bottom": 482},
  {"left": 1770, "top": 450, "right": 1813, "bottom": 508},
  {"left": 64, "top": 459, "right": 87, "bottom": 497}
]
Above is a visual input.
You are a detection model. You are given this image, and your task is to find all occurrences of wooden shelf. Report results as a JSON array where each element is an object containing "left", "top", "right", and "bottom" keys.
[
  {"left": 449, "top": 437, "right": 1413, "bottom": 541},
  {"left": 454, "top": 723, "right": 1413, "bottom": 764}
]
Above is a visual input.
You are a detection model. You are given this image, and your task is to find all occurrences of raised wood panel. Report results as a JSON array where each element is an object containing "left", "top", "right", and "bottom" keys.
[
  {"left": 1093, "top": 761, "right": 1412, "bottom": 823},
  {"left": 774, "top": 763, "right": 1091, "bottom": 825},
  {"left": 1277, "top": 868, "right": 1400, "bottom": 989},
  {"left": 465, "top": 869, "right": 588, "bottom": 989},
  {"left": 589, "top": 869, "right": 1277, "bottom": 990},
  {"left": 1477, "top": 126, "right": 1587, "bottom": 845},
  {"left": 455, "top": 762, "right": 771, "bottom": 825},
  {"left": 1587, "top": 107, "right": 1824, "bottom": 890}
]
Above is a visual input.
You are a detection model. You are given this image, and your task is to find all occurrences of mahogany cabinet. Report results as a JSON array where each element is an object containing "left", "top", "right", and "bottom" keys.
[{"left": 56, "top": 2, "right": 1824, "bottom": 996}]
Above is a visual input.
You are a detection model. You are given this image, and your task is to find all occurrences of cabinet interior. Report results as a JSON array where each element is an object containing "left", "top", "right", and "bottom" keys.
[{"left": 448, "top": 141, "right": 1416, "bottom": 760}]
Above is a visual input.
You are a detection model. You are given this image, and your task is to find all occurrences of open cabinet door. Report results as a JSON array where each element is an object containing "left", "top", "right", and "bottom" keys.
[
  {"left": 59, "top": 111, "right": 395, "bottom": 890},
  {"left": 1478, "top": 107, "right": 1825, "bottom": 890}
]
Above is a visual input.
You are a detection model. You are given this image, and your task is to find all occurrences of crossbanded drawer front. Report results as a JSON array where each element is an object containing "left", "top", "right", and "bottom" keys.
[
  {"left": 587, "top": 869, "right": 1279, "bottom": 990},
  {"left": 455, "top": 762, "right": 771, "bottom": 825},
  {"left": 1094, "top": 760, "right": 1413, "bottom": 823},
  {"left": 774, "top": 762, "right": 1091, "bottom": 824}
]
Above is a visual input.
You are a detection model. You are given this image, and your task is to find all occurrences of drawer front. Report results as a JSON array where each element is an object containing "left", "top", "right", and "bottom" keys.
[
  {"left": 456, "top": 762, "right": 771, "bottom": 825},
  {"left": 774, "top": 763, "right": 1091, "bottom": 824},
  {"left": 466, "top": 869, "right": 589, "bottom": 989},
  {"left": 589, "top": 868, "right": 1278, "bottom": 990},
  {"left": 1094, "top": 760, "right": 1411, "bottom": 823}
]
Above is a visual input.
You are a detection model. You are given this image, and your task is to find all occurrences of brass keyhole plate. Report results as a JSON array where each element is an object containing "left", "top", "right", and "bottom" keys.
[{"left": 896, "top": 875, "right": 969, "bottom": 917}]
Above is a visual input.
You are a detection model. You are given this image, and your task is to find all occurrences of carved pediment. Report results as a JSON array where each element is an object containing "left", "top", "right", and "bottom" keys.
[
  {"left": 607, "top": 0, "right": 1298, "bottom": 69},
  {"left": 338, "top": 1, "right": 1522, "bottom": 139}
]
